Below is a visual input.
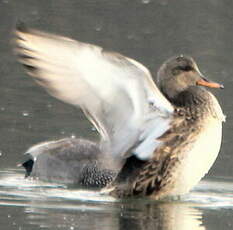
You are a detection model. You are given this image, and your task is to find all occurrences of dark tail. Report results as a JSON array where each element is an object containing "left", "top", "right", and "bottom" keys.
[{"left": 22, "top": 159, "right": 34, "bottom": 177}]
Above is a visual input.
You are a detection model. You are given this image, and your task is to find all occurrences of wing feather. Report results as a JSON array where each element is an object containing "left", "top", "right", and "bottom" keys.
[{"left": 15, "top": 25, "right": 174, "bottom": 159}]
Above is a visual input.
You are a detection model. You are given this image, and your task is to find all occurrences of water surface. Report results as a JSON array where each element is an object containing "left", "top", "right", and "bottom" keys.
[{"left": 1, "top": 168, "right": 233, "bottom": 230}]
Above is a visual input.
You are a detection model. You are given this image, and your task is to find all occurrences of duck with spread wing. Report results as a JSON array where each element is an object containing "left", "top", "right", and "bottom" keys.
[{"left": 15, "top": 24, "right": 225, "bottom": 199}]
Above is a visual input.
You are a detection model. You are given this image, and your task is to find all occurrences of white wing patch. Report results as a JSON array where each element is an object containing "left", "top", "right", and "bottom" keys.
[{"left": 133, "top": 115, "right": 171, "bottom": 160}]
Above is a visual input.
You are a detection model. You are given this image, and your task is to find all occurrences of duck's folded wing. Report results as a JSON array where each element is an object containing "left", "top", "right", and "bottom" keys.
[{"left": 15, "top": 25, "right": 174, "bottom": 160}]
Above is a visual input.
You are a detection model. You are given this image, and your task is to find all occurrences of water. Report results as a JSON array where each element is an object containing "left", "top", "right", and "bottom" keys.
[
  {"left": 1, "top": 169, "right": 233, "bottom": 230},
  {"left": 1, "top": 0, "right": 233, "bottom": 229}
]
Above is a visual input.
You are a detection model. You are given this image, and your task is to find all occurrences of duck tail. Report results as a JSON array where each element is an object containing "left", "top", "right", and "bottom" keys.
[{"left": 20, "top": 159, "right": 34, "bottom": 178}]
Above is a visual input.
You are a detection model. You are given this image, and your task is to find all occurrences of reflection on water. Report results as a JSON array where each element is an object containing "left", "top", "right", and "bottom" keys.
[{"left": 1, "top": 169, "right": 233, "bottom": 230}]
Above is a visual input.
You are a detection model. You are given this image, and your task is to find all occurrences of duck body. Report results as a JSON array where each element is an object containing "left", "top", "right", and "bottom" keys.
[
  {"left": 166, "top": 89, "right": 224, "bottom": 198},
  {"left": 15, "top": 24, "right": 225, "bottom": 199},
  {"left": 110, "top": 87, "right": 224, "bottom": 199},
  {"left": 22, "top": 138, "right": 117, "bottom": 188}
]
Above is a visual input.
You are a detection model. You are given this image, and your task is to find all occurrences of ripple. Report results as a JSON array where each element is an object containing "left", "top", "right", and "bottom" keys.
[
  {"left": 0, "top": 169, "right": 115, "bottom": 206},
  {"left": 0, "top": 169, "right": 232, "bottom": 209}
]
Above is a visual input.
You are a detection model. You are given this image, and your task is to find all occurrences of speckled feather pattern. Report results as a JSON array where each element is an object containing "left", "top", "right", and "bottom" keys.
[{"left": 80, "top": 163, "right": 116, "bottom": 188}]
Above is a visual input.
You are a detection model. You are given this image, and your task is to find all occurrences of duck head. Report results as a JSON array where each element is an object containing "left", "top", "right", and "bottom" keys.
[{"left": 157, "top": 55, "right": 223, "bottom": 101}]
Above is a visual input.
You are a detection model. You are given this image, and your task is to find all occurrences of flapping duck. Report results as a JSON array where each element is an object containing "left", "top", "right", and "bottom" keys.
[{"left": 15, "top": 24, "right": 225, "bottom": 199}]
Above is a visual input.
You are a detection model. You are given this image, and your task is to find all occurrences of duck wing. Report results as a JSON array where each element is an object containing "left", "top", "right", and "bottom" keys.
[{"left": 15, "top": 24, "right": 174, "bottom": 160}]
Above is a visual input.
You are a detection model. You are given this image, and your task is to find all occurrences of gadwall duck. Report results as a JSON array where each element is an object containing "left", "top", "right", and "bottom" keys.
[{"left": 15, "top": 24, "right": 225, "bottom": 199}]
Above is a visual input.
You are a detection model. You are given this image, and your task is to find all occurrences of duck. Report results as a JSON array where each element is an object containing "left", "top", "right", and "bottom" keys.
[{"left": 15, "top": 23, "right": 225, "bottom": 199}]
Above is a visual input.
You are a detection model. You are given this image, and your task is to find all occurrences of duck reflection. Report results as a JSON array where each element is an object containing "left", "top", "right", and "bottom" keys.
[
  {"left": 24, "top": 200, "right": 205, "bottom": 230},
  {"left": 119, "top": 202, "right": 205, "bottom": 230}
]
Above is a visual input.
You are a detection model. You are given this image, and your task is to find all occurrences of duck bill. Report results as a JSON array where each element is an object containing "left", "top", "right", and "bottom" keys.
[{"left": 196, "top": 78, "right": 224, "bottom": 89}]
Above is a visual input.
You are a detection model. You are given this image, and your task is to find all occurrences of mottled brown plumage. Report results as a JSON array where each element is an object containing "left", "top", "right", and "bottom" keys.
[{"left": 108, "top": 85, "right": 224, "bottom": 199}]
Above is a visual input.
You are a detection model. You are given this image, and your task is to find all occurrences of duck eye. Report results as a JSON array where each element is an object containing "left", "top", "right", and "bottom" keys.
[
  {"left": 172, "top": 65, "right": 193, "bottom": 75},
  {"left": 179, "top": 65, "right": 193, "bottom": 71}
]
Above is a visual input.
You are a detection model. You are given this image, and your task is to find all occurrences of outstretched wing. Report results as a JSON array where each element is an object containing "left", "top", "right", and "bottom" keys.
[{"left": 15, "top": 24, "right": 174, "bottom": 160}]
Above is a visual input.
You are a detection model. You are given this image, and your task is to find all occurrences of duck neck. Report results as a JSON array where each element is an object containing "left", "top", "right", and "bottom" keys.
[{"left": 169, "top": 86, "right": 210, "bottom": 108}]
